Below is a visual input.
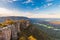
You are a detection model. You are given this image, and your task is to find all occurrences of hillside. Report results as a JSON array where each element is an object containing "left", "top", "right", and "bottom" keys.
[
  {"left": 0, "top": 16, "right": 53, "bottom": 40},
  {"left": 0, "top": 16, "right": 29, "bottom": 22},
  {"left": 49, "top": 21, "right": 60, "bottom": 25},
  {"left": 0, "top": 17, "right": 60, "bottom": 40}
]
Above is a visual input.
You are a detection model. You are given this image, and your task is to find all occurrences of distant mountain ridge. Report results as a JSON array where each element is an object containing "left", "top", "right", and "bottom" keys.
[{"left": 0, "top": 16, "right": 29, "bottom": 22}]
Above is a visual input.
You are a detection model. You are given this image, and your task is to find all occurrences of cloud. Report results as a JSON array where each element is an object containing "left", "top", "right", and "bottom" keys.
[
  {"left": 8, "top": 0, "right": 18, "bottom": 2},
  {"left": 0, "top": 7, "right": 60, "bottom": 18},
  {"left": 47, "top": 3, "right": 53, "bottom": 6},
  {"left": 23, "top": 0, "right": 33, "bottom": 4},
  {"left": 28, "top": 13, "right": 60, "bottom": 18},
  {"left": 0, "top": 7, "right": 34, "bottom": 17},
  {"left": 44, "top": 3, "right": 53, "bottom": 8},
  {"left": 0, "top": 0, "right": 18, "bottom": 3},
  {"left": 46, "top": 0, "right": 54, "bottom": 2},
  {"left": 34, "top": 7, "right": 40, "bottom": 11},
  {"left": 0, "top": 7, "right": 21, "bottom": 16}
]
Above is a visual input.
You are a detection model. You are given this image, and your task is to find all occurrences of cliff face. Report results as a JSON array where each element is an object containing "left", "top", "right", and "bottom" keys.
[
  {"left": 0, "top": 17, "right": 57, "bottom": 40},
  {"left": 0, "top": 18, "right": 53, "bottom": 40},
  {"left": 0, "top": 18, "right": 30, "bottom": 40},
  {"left": 0, "top": 26, "right": 11, "bottom": 40}
]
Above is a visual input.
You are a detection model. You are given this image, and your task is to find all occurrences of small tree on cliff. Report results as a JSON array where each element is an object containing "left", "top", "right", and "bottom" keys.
[
  {"left": 4, "top": 18, "right": 14, "bottom": 25},
  {"left": 0, "top": 23, "right": 7, "bottom": 27}
]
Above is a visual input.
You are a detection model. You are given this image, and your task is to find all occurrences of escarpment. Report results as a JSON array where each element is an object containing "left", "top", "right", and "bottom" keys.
[
  {"left": 0, "top": 17, "right": 53, "bottom": 40},
  {"left": 0, "top": 17, "right": 30, "bottom": 40}
]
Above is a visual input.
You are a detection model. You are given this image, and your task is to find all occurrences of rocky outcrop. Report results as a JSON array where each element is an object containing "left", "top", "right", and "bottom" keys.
[
  {"left": 0, "top": 27, "right": 11, "bottom": 40},
  {"left": 0, "top": 18, "right": 57, "bottom": 40},
  {"left": 0, "top": 19, "right": 30, "bottom": 40}
]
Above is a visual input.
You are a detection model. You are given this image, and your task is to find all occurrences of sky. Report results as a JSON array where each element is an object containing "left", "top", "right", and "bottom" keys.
[{"left": 0, "top": 0, "right": 60, "bottom": 18}]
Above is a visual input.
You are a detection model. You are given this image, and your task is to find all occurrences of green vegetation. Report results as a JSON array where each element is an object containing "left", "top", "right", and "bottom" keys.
[
  {"left": 0, "top": 19, "right": 14, "bottom": 27},
  {"left": 37, "top": 24, "right": 54, "bottom": 29},
  {"left": 0, "top": 19, "right": 53, "bottom": 40}
]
